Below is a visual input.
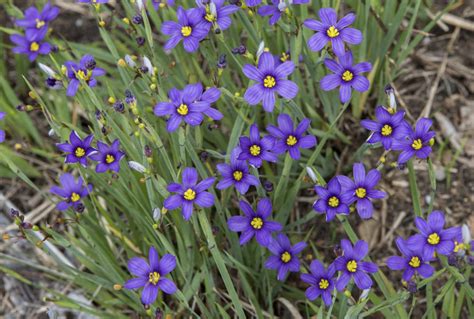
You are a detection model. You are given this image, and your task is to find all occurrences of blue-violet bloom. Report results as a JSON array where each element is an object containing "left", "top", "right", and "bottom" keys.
[
  {"left": 237, "top": 124, "right": 277, "bottom": 168},
  {"left": 64, "top": 54, "right": 105, "bottom": 96},
  {"left": 313, "top": 177, "right": 353, "bottom": 222},
  {"left": 216, "top": 147, "right": 259, "bottom": 194},
  {"left": 391, "top": 118, "right": 435, "bottom": 164},
  {"left": 15, "top": 2, "right": 59, "bottom": 39},
  {"left": 50, "top": 173, "right": 92, "bottom": 211},
  {"left": 89, "top": 139, "right": 125, "bottom": 173},
  {"left": 301, "top": 260, "right": 336, "bottom": 306},
  {"left": 56, "top": 130, "right": 96, "bottom": 167},
  {"left": 265, "top": 233, "right": 307, "bottom": 281}
]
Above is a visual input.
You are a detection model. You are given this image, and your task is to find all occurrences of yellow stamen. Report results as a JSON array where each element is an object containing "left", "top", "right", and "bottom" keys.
[
  {"left": 346, "top": 260, "right": 357, "bottom": 272},
  {"left": 411, "top": 139, "right": 422, "bottom": 150},
  {"left": 355, "top": 187, "right": 366, "bottom": 199},
  {"left": 70, "top": 192, "right": 81, "bottom": 202},
  {"left": 177, "top": 103, "right": 189, "bottom": 116},
  {"left": 342, "top": 70, "right": 353, "bottom": 82},
  {"left": 183, "top": 188, "right": 196, "bottom": 201},
  {"left": 263, "top": 75, "right": 276, "bottom": 88},
  {"left": 181, "top": 26, "right": 192, "bottom": 37},
  {"left": 249, "top": 145, "right": 261, "bottom": 156},
  {"left": 35, "top": 19, "right": 45, "bottom": 29},
  {"left": 30, "top": 42, "right": 40, "bottom": 52},
  {"left": 148, "top": 272, "right": 160, "bottom": 285},
  {"left": 281, "top": 251, "right": 291, "bottom": 263},
  {"left": 75, "top": 147, "right": 86, "bottom": 158},
  {"left": 106, "top": 154, "right": 115, "bottom": 164},
  {"left": 409, "top": 256, "right": 420, "bottom": 268},
  {"left": 233, "top": 170, "right": 243, "bottom": 181},
  {"left": 286, "top": 135, "right": 297, "bottom": 146},
  {"left": 280, "top": 52, "right": 290, "bottom": 62},
  {"left": 326, "top": 25, "right": 339, "bottom": 38},
  {"left": 319, "top": 278, "right": 329, "bottom": 290},
  {"left": 427, "top": 233, "right": 440, "bottom": 245},
  {"left": 77, "top": 70, "right": 92, "bottom": 81},
  {"left": 250, "top": 217, "right": 263, "bottom": 230},
  {"left": 381, "top": 124, "right": 393, "bottom": 136},
  {"left": 328, "top": 196, "right": 339, "bottom": 208},
  {"left": 205, "top": 13, "right": 216, "bottom": 22}
]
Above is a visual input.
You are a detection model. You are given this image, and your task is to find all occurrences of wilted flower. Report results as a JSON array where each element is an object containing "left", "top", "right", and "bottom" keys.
[
  {"left": 15, "top": 2, "right": 59, "bottom": 39},
  {"left": 10, "top": 33, "right": 51, "bottom": 61},
  {"left": 266, "top": 113, "right": 317, "bottom": 160},
  {"left": 360, "top": 106, "right": 411, "bottom": 150},
  {"left": 320, "top": 51, "right": 371, "bottom": 103},
  {"left": 333, "top": 239, "right": 378, "bottom": 291},
  {"left": 313, "top": 177, "right": 352, "bottom": 222},
  {"left": 392, "top": 118, "right": 435, "bottom": 164},
  {"left": 163, "top": 167, "right": 215, "bottom": 220},
  {"left": 337, "top": 163, "right": 386, "bottom": 219},
  {"left": 265, "top": 234, "right": 306, "bottom": 281},
  {"left": 406, "top": 210, "right": 461, "bottom": 256},
  {"left": 161, "top": 6, "right": 209, "bottom": 53},
  {"left": 64, "top": 54, "right": 106, "bottom": 96},
  {"left": 90, "top": 139, "right": 125, "bottom": 173},
  {"left": 227, "top": 198, "right": 283, "bottom": 246},
  {"left": 258, "top": 0, "right": 309, "bottom": 26},
  {"left": 237, "top": 124, "right": 277, "bottom": 168},
  {"left": 195, "top": 0, "right": 239, "bottom": 32},
  {"left": 124, "top": 247, "right": 177, "bottom": 305},
  {"left": 301, "top": 260, "right": 335, "bottom": 306},
  {"left": 386, "top": 237, "right": 434, "bottom": 281},
  {"left": 216, "top": 147, "right": 259, "bottom": 194},
  {"left": 303, "top": 8, "right": 362, "bottom": 57},
  {"left": 50, "top": 173, "right": 92, "bottom": 211},
  {"left": 243, "top": 52, "right": 298, "bottom": 112}
]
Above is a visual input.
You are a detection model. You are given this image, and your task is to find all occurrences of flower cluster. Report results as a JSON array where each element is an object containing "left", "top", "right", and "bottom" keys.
[{"left": 10, "top": 2, "right": 59, "bottom": 61}]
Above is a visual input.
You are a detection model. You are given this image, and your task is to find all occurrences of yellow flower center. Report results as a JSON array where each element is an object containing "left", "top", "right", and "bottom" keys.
[
  {"left": 355, "top": 187, "right": 366, "bottom": 199},
  {"left": 326, "top": 25, "right": 340, "bottom": 38},
  {"left": 263, "top": 75, "right": 276, "bottom": 88},
  {"left": 328, "top": 196, "right": 339, "bottom": 208},
  {"left": 205, "top": 13, "right": 216, "bottom": 22},
  {"left": 342, "top": 70, "right": 353, "bottom": 82},
  {"left": 250, "top": 217, "right": 263, "bottom": 230},
  {"left": 319, "top": 278, "right": 329, "bottom": 290},
  {"left": 77, "top": 70, "right": 92, "bottom": 81},
  {"left": 280, "top": 52, "right": 290, "bottom": 62},
  {"left": 106, "top": 154, "right": 115, "bottom": 164},
  {"left": 427, "top": 232, "right": 440, "bottom": 245},
  {"left": 233, "top": 170, "right": 243, "bottom": 181},
  {"left": 409, "top": 256, "right": 420, "bottom": 268},
  {"left": 75, "top": 147, "right": 86, "bottom": 157},
  {"left": 177, "top": 103, "right": 189, "bottom": 116},
  {"left": 183, "top": 188, "right": 196, "bottom": 201},
  {"left": 181, "top": 26, "right": 192, "bottom": 37},
  {"left": 70, "top": 192, "right": 81, "bottom": 202},
  {"left": 249, "top": 145, "right": 261, "bottom": 156},
  {"left": 148, "top": 271, "right": 160, "bottom": 285},
  {"left": 281, "top": 251, "right": 291, "bottom": 263},
  {"left": 35, "top": 19, "right": 46, "bottom": 29},
  {"left": 453, "top": 241, "right": 465, "bottom": 253},
  {"left": 286, "top": 135, "right": 297, "bottom": 146},
  {"left": 30, "top": 42, "right": 40, "bottom": 52},
  {"left": 346, "top": 260, "right": 357, "bottom": 272},
  {"left": 381, "top": 124, "right": 393, "bottom": 136},
  {"left": 411, "top": 139, "right": 423, "bottom": 150}
]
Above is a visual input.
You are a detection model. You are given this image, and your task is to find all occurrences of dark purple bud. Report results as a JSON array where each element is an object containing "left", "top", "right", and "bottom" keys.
[
  {"left": 144, "top": 145, "right": 152, "bottom": 157},
  {"left": 95, "top": 110, "right": 103, "bottom": 121},
  {"left": 74, "top": 203, "right": 85, "bottom": 213},
  {"left": 199, "top": 151, "right": 209, "bottom": 161},
  {"left": 447, "top": 254, "right": 458, "bottom": 267},
  {"left": 9, "top": 209, "right": 20, "bottom": 218},
  {"left": 212, "top": 226, "right": 220, "bottom": 235},
  {"left": 140, "top": 66, "right": 149, "bottom": 74},
  {"left": 45, "top": 78, "right": 62, "bottom": 89},
  {"left": 20, "top": 222, "right": 32, "bottom": 229},
  {"left": 16, "top": 104, "right": 26, "bottom": 112},
  {"left": 217, "top": 54, "right": 226, "bottom": 69},
  {"left": 407, "top": 281, "right": 418, "bottom": 293},
  {"left": 154, "top": 309, "right": 163, "bottom": 319},
  {"left": 263, "top": 180, "right": 273, "bottom": 192},
  {"left": 214, "top": 28, "right": 221, "bottom": 35},
  {"left": 132, "top": 15, "right": 143, "bottom": 24},
  {"left": 384, "top": 84, "right": 393, "bottom": 95},
  {"left": 136, "top": 36, "right": 145, "bottom": 46},
  {"left": 85, "top": 58, "right": 96, "bottom": 70},
  {"left": 51, "top": 45, "right": 59, "bottom": 53},
  {"left": 113, "top": 101, "right": 125, "bottom": 113},
  {"left": 333, "top": 244, "right": 343, "bottom": 257},
  {"left": 238, "top": 45, "right": 247, "bottom": 55}
]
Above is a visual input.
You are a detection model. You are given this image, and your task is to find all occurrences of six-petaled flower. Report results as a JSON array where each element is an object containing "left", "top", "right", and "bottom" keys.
[
  {"left": 265, "top": 233, "right": 307, "bottom": 281},
  {"left": 216, "top": 147, "right": 259, "bottom": 194},
  {"left": 301, "top": 260, "right": 336, "bottom": 306},
  {"left": 237, "top": 124, "right": 278, "bottom": 168},
  {"left": 89, "top": 139, "right": 125, "bottom": 173},
  {"left": 392, "top": 118, "right": 436, "bottom": 164},
  {"left": 50, "top": 173, "right": 92, "bottom": 211},
  {"left": 56, "top": 130, "right": 97, "bottom": 167},
  {"left": 64, "top": 54, "right": 106, "bottom": 96},
  {"left": 313, "top": 177, "right": 353, "bottom": 222}
]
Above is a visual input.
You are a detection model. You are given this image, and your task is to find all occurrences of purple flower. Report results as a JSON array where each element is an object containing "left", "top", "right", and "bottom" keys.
[
  {"left": 266, "top": 113, "right": 317, "bottom": 160},
  {"left": 257, "top": 0, "right": 309, "bottom": 26},
  {"left": 64, "top": 54, "right": 106, "bottom": 96},
  {"left": 386, "top": 237, "right": 434, "bottom": 281},
  {"left": 392, "top": 118, "right": 435, "bottom": 164},
  {"left": 406, "top": 211, "right": 461, "bottom": 257},
  {"left": 161, "top": 6, "right": 209, "bottom": 53},
  {"left": 216, "top": 147, "right": 259, "bottom": 194},
  {"left": 333, "top": 239, "right": 378, "bottom": 291},
  {"left": 265, "top": 234, "right": 307, "bottom": 281},
  {"left": 0, "top": 112, "right": 5, "bottom": 143},
  {"left": 10, "top": 33, "right": 51, "bottom": 62},
  {"left": 163, "top": 167, "right": 215, "bottom": 220},
  {"left": 337, "top": 163, "right": 386, "bottom": 219},
  {"left": 303, "top": 8, "right": 362, "bottom": 57},
  {"left": 320, "top": 51, "right": 371, "bottom": 103},
  {"left": 243, "top": 52, "right": 298, "bottom": 112},
  {"left": 237, "top": 124, "right": 277, "bottom": 168},
  {"left": 152, "top": 0, "right": 175, "bottom": 10},
  {"left": 50, "top": 173, "right": 92, "bottom": 211},
  {"left": 313, "top": 177, "right": 352, "bottom": 222},
  {"left": 246, "top": 0, "right": 262, "bottom": 6},
  {"left": 124, "top": 246, "right": 177, "bottom": 305},
  {"left": 360, "top": 106, "right": 411, "bottom": 150},
  {"left": 56, "top": 130, "right": 97, "bottom": 167},
  {"left": 195, "top": 0, "right": 239, "bottom": 31},
  {"left": 154, "top": 83, "right": 219, "bottom": 132},
  {"left": 89, "top": 139, "right": 125, "bottom": 173},
  {"left": 301, "top": 260, "right": 335, "bottom": 306},
  {"left": 15, "top": 2, "right": 59, "bottom": 40},
  {"left": 227, "top": 198, "right": 283, "bottom": 247},
  {"left": 77, "top": 0, "right": 109, "bottom": 3}
]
